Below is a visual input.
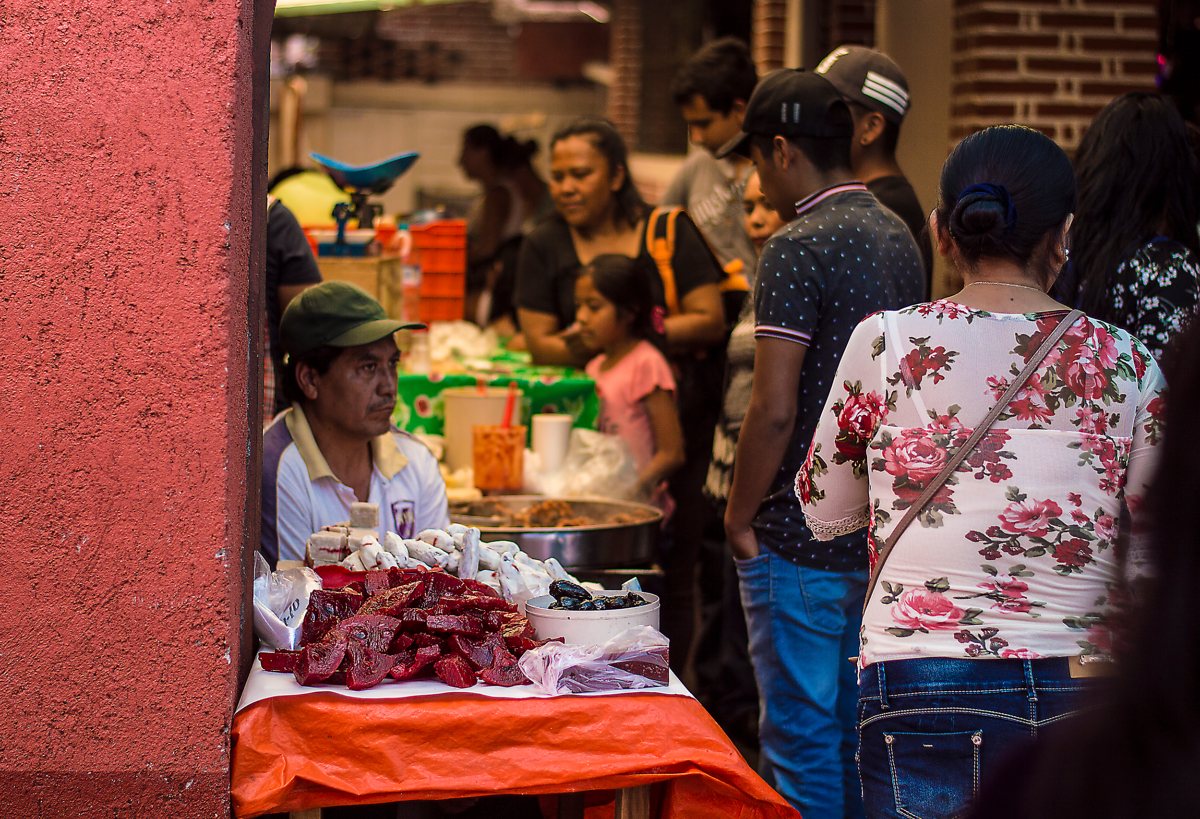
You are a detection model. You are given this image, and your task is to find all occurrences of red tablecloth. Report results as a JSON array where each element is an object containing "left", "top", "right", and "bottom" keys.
[{"left": 231, "top": 686, "right": 797, "bottom": 818}]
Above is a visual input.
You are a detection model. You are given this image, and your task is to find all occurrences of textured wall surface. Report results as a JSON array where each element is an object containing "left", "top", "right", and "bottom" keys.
[{"left": 0, "top": 1, "right": 256, "bottom": 814}]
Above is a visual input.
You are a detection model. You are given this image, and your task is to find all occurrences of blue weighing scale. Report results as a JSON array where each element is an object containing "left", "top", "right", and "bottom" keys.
[{"left": 310, "top": 151, "right": 419, "bottom": 256}]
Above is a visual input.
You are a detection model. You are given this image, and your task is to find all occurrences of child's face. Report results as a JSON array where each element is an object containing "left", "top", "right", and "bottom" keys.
[{"left": 574, "top": 274, "right": 626, "bottom": 351}]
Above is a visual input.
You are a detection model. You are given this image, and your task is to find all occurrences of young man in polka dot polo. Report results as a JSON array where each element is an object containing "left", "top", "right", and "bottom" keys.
[{"left": 719, "top": 69, "right": 924, "bottom": 819}]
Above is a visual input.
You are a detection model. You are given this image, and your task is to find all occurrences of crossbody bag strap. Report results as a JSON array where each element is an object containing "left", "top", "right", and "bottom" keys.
[{"left": 863, "top": 308, "right": 1084, "bottom": 610}]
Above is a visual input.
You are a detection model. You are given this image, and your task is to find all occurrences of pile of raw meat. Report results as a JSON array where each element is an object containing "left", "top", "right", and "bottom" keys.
[{"left": 259, "top": 565, "right": 553, "bottom": 691}]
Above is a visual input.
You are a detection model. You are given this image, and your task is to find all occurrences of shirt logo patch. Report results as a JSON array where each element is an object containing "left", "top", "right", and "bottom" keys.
[{"left": 392, "top": 500, "right": 416, "bottom": 538}]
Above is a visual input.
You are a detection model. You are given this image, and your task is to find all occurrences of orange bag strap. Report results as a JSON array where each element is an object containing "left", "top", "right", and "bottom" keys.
[{"left": 646, "top": 206, "right": 683, "bottom": 316}]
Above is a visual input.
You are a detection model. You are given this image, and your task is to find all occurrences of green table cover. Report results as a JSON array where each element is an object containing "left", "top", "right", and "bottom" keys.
[{"left": 394, "top": 356, "right": 598, "bottom": 436}]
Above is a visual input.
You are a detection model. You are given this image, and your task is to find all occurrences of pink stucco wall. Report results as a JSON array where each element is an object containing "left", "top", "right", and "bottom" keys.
[{"left": 0, "top": 2, "right": 259, "bottom": 813}]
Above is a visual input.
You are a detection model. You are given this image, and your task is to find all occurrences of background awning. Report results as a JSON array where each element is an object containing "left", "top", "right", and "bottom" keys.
[{"left": 274, "top": 0, "right": 462, "bottom": 17}]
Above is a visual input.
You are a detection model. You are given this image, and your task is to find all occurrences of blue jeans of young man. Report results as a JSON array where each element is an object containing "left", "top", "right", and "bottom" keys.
[
  {"left": 857, "top": 657, "right": 1102, "bottom": 819},
  {"left": 736, "top": 550, "right": 867, "bottom": 819}
]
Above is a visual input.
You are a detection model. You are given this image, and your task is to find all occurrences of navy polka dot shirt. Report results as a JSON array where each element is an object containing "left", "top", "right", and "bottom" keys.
[{"left": 752, "top": 183, "right": 924, "bottom": 571}]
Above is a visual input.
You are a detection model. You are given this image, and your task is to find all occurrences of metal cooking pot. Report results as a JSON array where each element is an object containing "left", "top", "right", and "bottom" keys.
[{"left": 449, "top": 496, "right": 661, "bottom": 570}]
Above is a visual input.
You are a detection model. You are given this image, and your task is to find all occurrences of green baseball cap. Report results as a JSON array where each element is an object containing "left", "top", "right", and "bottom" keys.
[{"left": 280, "top": 281, "right": 423, "bottom": 358}]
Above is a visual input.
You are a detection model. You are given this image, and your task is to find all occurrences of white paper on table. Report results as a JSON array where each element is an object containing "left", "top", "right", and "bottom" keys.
[{"left": 236, "top": 652, "right": 693, "bottom": 714}]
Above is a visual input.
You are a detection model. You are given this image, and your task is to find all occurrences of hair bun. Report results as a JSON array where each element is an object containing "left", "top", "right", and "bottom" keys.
[{"left": 949, "top": 182, "right": 1016, "bottom": 242}]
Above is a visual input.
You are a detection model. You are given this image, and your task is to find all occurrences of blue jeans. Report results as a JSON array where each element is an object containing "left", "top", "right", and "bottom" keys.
[
  {"left": 857, "top": 657, "right": 1101, "bottom": 819},
  {"left": 736, "top": 551, "right": 867, "bottom": 819}
]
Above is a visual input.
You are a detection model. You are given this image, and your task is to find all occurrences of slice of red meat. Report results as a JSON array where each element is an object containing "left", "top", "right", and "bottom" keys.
[
  {"left": 259, "top": 650, "right": 300, "bottom": 673},
  {"left": 389, "top": 644, "right": 441, "bottom": 681},
  {"left": 359, "top": 581, "right": 426, "bottom": 617},
  {"left": 482, "top": 611, "right": 508, "bottom": 631},
  {"left": 425, "top": 614, "right": 485, "bottom": 636},
  {"left": 345, "top": 638, "right": 395, "bottom": 691},
  {"left": 459, "top": 578, "right": 502, "bottom": 598},
  {"left": 438, "top": 594, "right": 516, "bottom": 613},
  {"left": 300, "top": 589, "right": 364, "bottom": 645},
  {"left": 448, "top": 633, "right": 504, "bottom": 670},
  {"left": 479, "top": 645, "right": 528, "bottom": 687},
  {"left": 415, "top": 570, "right": 465, "bottom": 608},
  {"left": 363, "top": 570, "right": 393, "bottom": 595},
  {"left": 293, "top": 632, "right": 349, "bottom": 686},
  {"left": 314, "top": 564, "right": 367, "bottom": 590},
  {"left": 389, "top": 632, "right": 415, "bottom": 653},
  {"left": 412, "top": 633, "right": 444, "bottom": 650},
  {"left": 395, "top": 608, "right": 428, "bottom": 632},
  {"left": 387, "top": 566, "right": 429, "bottom": 587},
  {"left": 335, "top": 614, "right": 402, "bottom": 654},
  {"left": 433, "top": 654, "right": 477, "bottom": 688}
]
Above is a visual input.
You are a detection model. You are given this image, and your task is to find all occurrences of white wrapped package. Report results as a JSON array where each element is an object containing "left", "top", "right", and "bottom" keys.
[
  {"left": 517, "top": 625, "right": 671, "bottom": 695},
  {"left": 252, "top": 552, "right": 322, "bottom": 650}
]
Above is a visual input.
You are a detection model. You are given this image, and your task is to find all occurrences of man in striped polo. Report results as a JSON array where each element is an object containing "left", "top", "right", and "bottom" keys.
[{"left": 816, "top": 45, "right": 934, "bottom": 296}]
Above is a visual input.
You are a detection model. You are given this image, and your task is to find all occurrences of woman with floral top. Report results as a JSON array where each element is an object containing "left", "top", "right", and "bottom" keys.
[
  {"left": 1054, "top": 92, "right": 1200, "bottom": 361},
  {"left": 796, "top": 125, "right": 1166, "bottom": 819}
]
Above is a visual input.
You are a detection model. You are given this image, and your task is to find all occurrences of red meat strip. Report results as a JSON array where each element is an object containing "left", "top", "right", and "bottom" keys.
[
  {"left": 363, "top": 570, "right": 393, "bottom": 595},
  {"left": 479, "top": 645, "right": 528, "bottom": 687},
  {"left": 389, "top": 632, "right": 415, "bottom": 653},
  {"left": 389, "top": 644, "right": 441, "bottom": 681},
  {"left": 448, "top": 633, "right": 504, "bottom": 670},
  {"left": 396, "top": 609, "right": 428, "bottom": 631},
  {"left": 425, "top": 614, "right": 485, "bottom": 636},
  {"left": 259, "top": 650, "right": 300, "bottom": 673},
  {"left": 293, "top": 632, "right": 349, "bottom": 686},
  {"left": 387, "top": 566, "right": 430, "bottom": 587},
  {"left": 358, "top": 581, "right": 426, "bottom": 616},
  {"left": 412, "top": 632, "right": 443, "bottom": 649},
  {"left": 300, "top": 589, "right": 363, "bottom": 645},
  {"left": 313, "top": 565, "right": 367, "bottom": 590},
  {"left": 438, "top": 594, "right": 516, "bottom": 613},
  {"left": 416, "top": 570, "right": 465, "bottom": 608},
  {"left": 335, "top": 614, "right": 402, "bottom": 654},
  {"left": 433, "top": 654, "right": 477, "bottom": 688},
  {"left": 345, "top": 638, "right": 395, "bottom": 691},
  {"left": 459, "top": 578, "right": 502, "bottom": 598}
]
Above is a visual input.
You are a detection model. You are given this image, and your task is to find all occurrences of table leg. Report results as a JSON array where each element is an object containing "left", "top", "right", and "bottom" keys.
[
  {"left": 614, "top": 786, "right": 651, "bottom": 819},
  {"left": 557, "top": 792, "right": 585, "bottom": 819}
]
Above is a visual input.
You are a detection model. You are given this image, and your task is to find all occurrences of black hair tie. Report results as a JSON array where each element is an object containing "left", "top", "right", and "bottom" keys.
[{"left": 958, "top": 182, "right": 1017, "bottom": 232}]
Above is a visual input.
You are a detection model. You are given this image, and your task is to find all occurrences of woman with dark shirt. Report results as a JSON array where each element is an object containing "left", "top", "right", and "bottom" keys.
[
  {"left": 1055, "top": 92, "right": 1200, "bottom": 361},
  {"left": 515, "top": 118, "right": 725, "bottom": 365},
  {"left": 515, "top": 118, "right": 726, "bottom": 667}
]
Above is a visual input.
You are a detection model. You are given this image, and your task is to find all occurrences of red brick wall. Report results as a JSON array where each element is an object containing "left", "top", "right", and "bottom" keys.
[
  {"left": 822, "top": 0, "right": 878, "bottom": 53},
  {"left": 951, "top": 0, "right": 1160, "bottom": 149},
  {"left": 753, "top": 0, "right": 788, "bottom": 73},
  {"left": 608, "top": 0, "right": 642, "bottom": 143}
]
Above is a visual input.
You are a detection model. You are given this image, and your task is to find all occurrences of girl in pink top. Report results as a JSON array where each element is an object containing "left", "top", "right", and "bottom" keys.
[{"left": 576, "top": 255, "right": 685, "bottom": 508}]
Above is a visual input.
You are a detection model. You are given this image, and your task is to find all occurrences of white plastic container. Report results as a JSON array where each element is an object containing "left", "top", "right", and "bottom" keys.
[
  {"left": 524, "top": 591, "right": 661, "bottom": 646},
  {"left": 531, "top": 413, "right": 573, "bottom": 473},
  {"left": 442, "top": 386, "right": 513, "bottom": 471}
]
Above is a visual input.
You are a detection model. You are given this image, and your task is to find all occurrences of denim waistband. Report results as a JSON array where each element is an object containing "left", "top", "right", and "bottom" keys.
[{"left": 861, "top": 656, "right": 1090, "bottom": 701}]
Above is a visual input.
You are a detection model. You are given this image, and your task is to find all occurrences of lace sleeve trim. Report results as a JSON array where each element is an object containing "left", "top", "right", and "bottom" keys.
[{"left": 805, "top": 510, "right": 870, "bottom": 541}]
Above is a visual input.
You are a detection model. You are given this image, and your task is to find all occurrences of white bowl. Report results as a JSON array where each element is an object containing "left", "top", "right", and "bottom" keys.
[{"left": 524, "top": 591, "right": 660, "bottom": 646}]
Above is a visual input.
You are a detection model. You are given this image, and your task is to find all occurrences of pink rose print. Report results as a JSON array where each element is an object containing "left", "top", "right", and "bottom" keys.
[
  {"left": 882, "top": 429, "right": 947, "bottom": 485},
  {"left": 1000, "top": 648, "right": 1041, "bottom": 659},
  {"left": 1075, "top": 406, "right": 1110, "bottom": 435},
  {"left": 1070, "top": 509, "right": 1090, "bottom": 526},
  {"left": 998, "top": 498, "right": 1062, "bottom": 538},
  {"left": 414, "top": 395, "right": 433, "bottom": 418},
  {"left": 795, "top": 462, "right": 814, "bottom": 505},
  {"left": 1053, "top": 537, "right": 1093, "bottom": 569},
  {"left": 891, "top": 589, "right": 966, "bottom": 631},
  {"left": 986, "top": 375, "right": 1010, "bottom": 402},
  {"left": 977, "top": 576, "right": 1035, "bottom": 613},
  {"left": 1067, "top": 492, "right": 1082, "bottom": 507},
  {"left": 834, "top": 389, "right": 888, "bottom": 461},
  {"left": 915, "top": 300, "right": 972, "bottom": 321},
  {"left": 1095, "top": 512, "right": 1117, "bottom": 542}
]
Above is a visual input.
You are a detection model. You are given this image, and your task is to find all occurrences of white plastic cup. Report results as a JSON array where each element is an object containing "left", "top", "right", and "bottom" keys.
[{"left": 531, "top": 413, "right": 573, "bottom": 473}]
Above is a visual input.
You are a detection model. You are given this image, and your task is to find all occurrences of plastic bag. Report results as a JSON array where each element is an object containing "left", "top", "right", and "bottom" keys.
[
  {"left": 533, "top": 428, "right": 640, "bottom": 500},
  {"left": 251, "top": 552, "right": 322, "bottom": 650},
  {"left": 517, "top": 625, "right": 670, "bottom": 695}
]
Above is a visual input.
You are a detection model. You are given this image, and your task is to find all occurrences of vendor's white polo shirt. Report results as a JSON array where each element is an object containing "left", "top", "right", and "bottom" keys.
[{"left": 261, "top": 405, "right": 449, "bottom": 566}]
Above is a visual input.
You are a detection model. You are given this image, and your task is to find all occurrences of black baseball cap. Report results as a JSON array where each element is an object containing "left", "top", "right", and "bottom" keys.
[
  {"left": 815, "top": 45, "right": 911, "bottom": 124},
  {"left": 280, "top": 281, "right": 423, "bottom": 358},
  {"left": 716, "top": 69, "right": 853, "bottom": 159}
]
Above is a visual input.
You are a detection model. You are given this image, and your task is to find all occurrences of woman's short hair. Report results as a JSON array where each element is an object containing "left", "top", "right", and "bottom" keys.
[
  {"left": 936, "top": 125, "right": 1076, "bottom": 284},
  {"left": 549, "top": 118, "right": 648, "bottom": 229}
]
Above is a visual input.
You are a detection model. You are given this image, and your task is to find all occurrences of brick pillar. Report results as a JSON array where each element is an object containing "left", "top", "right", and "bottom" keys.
[
  {"left": 608, "top": 0, "right": 642, "bottom": 145},
  {"left": 824, "top": 0, "right": 878, "bottom": 52},
  {"left": 951, "top": 0, "right": 1159, "bottom": 150},
  {"left": 754, "top": 0, "right": 789, "bottom": 72},
  {"left": 0, "top": 0, "right": 263, "bottom": 813}
]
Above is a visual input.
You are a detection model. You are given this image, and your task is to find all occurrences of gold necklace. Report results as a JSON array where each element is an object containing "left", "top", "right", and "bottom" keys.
[{"left": 965, "top": 281, "right": 1045, "bottom": 294}]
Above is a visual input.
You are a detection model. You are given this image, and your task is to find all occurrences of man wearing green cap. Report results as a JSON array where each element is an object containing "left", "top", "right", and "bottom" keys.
[{"left": 261, "top": 281, "right": 448, "bottom": 567}]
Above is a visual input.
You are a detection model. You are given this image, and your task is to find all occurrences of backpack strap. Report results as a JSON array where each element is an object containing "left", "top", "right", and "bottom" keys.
[{"left": 646, "top": 206, "right": 683, "bottom": 316}]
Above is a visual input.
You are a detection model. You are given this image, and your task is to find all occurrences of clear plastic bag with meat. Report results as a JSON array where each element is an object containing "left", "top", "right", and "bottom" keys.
[
  {"left": 252, "top": 552, "right": 322, "bottom": 650},
  {"left": 531, "top": 429, "right": 639, "bottom": 500},
  {"left": 516, "top": 625, "right": 670, "bottom": 695}
]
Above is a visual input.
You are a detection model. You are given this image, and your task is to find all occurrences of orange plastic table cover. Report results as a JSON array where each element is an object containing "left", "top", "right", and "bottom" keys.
[{"left": 231, "top": 689, "right": 798, "bottom": 818}]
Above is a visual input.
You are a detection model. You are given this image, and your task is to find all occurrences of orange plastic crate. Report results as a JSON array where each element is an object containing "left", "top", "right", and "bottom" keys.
[{"left": 419, "top": 296, "right": 465, "bottom": 323}]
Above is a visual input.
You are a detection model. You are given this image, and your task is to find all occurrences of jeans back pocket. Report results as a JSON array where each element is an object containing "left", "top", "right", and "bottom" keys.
[{"left": 884, "top": 730, "right": 981, "bottom": 819}]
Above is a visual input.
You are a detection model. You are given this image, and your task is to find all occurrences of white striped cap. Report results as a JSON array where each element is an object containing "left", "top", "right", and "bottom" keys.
[{"left": 815, "top": 45, "right": 911, "bottom": 123}]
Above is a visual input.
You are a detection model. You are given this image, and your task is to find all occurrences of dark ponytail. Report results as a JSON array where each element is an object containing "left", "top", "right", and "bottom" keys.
[{"left": 937, "top": 125, "right": 1076, "bottom": 285}]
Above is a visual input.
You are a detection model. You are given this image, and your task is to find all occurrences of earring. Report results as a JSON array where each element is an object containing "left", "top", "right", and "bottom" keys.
[{"left": 1064, "top": 246, "right": 1070, "bottom": 261}]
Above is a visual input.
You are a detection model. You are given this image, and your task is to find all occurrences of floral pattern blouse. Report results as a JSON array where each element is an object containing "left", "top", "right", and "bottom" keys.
[
  {"left": 796, "top": 301, "right": 1165, "bottom": 666},
  {"left": 1101, "top": 238, "right": 1199, "bottom": 362}
]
